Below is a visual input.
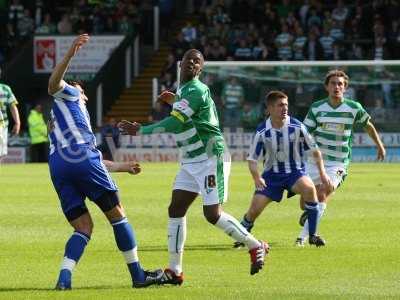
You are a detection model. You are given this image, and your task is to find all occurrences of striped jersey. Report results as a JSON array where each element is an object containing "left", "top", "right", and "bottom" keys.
[
  {"left": 171, "top": 78, "right": 224, "bottom": 163},
  {"left": 247, "top": 117, "right": 317, "bottom": 174},
  {"left": 304, "top": 98, "right": 370, "bottom": 169},
  {"left": 0, "top": 83, "right": 18, "bottom": 128},
  {"left": 48, "top": 83, "right": 96, "bottom": 154}
]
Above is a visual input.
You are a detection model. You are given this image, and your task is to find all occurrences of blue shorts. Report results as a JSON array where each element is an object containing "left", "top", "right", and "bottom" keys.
[
  {"left": 255, "top": 170, "right": 305, "bottom": 202},
  {"left": 49, "top": 145, "right": 118, "bottom": 219}
]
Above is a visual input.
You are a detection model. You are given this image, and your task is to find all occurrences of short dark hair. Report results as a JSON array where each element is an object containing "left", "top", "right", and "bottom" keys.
[
  {"left": 66, "top": 80, "right": 84, "bottom": 88},
  {"left": 324, "top": 70, "right": 349, "bottom": 87},
  {"left": 265, "top": 91, "right": 288, "bottom": 106}
]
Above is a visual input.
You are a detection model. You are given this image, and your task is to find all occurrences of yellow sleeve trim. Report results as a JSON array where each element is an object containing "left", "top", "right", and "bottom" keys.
[{"left": 171, "top": 110, "right": 185, "bottom": 123}]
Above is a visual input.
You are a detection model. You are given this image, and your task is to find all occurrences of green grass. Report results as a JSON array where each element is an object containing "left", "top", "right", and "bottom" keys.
[{"left": 0, "top": 162, "right": 399, "bottom": 299}]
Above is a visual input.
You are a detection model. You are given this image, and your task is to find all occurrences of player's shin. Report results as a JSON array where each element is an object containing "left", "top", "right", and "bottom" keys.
[
  {"left": 215, "top": 212, "right": 261, "bottom": 249},
  {"left": 167, "top": 217, "right": 187, "bottom": 275},
  {"left": 56, "top": 231, "right": 90, "bottom": 289},
  {"left": 111, "top": 217, "right": 145, "bottom": 283},
  {"left": 299, "top": 202, "right": 327, "bottom": 240},
  {"left": 304, "top": 201, "right": 319, "bottom": 236}
]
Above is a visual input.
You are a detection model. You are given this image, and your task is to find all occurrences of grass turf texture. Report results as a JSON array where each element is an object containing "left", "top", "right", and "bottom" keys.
[{"left": 0, "top": 162, "right": 399, "bottom": 300}]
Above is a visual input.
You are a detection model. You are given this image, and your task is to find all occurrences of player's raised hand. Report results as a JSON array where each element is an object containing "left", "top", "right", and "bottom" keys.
[
  {"left": 158, "top": 90, "right": 175, "bottom": 105},
  {"left": 67, "top": 34, "right": 90, "bottom": 57},
  {"left": 118, "top": 120, "right": 141, "bottom": 136},
  {"left": 377, "top": 144, "right": 386, "bottom": 161}
]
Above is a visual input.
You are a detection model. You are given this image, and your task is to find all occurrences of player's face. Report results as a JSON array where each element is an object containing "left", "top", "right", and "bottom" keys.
[
  {"left": 268, "top": 97, "right": 288, "bottom": 120},
  {"left": 325, "top": 76, "right": 346, "bottom": 100},
  {"left": 180, "top": 50, "right": 204, "bottom": 81},
  {"left": 75, "top": 84, "right": 88, "bottom": 103}
]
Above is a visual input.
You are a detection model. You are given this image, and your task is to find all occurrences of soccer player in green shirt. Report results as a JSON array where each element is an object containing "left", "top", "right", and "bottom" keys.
[
  {"left": 0, "top": 67, "right": 21, "bottom": 158},
  {"left": 119, "top": 49, "right": 269, "bottom": 284},
  {"left": 294, "top": 70, "right": 386, "bottom": 245}
]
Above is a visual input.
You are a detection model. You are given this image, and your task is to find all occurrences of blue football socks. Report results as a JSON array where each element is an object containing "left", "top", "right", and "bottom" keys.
[
  {"left": 111, "top": 217, "right": 145, "bottom": 283},
  {"left": 304, "top": 202, "right": 319, "bottom": 236}
]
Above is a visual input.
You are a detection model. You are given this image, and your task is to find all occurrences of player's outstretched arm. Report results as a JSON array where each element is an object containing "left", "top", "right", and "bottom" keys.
[
  {"left": 364, "top": 120, "right": 386, "bottom": 161},
  {"left": 118, "top": 115, "right": 184, "bottom": 136},
  {"left": 103, "top": 160, "right": 141, "bottom": 175},
  {"left": 48, "top": 34, "right": 90, "bottom": 95}
]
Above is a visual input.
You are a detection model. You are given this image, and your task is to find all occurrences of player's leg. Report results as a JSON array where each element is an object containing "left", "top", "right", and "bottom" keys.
[
  {"left": 233, "top": 193, "right": 273, "bottom": 248},
  {"left": 297, "top": 166, "right": 345, "bottom": 244},
  {"left": 0, "top": 125, "right": 7, "bottom": 160},
  {"left": 79, "top": 148, "right": 162, "bottom": 288},
  {"left": 54, "top": 191, "right": 92, "bottom": 290},
  {"left": 200, "top": 157, "right": 269, "bottom": 275},
  {"left": 291, "top": 175, "right": 325, "bottom": 247},
  {"left": 92, "top": 191, "right": 162, "bottom": 288},
  {"left": 160, "top": 189, "right": 197, "bottom": 285}
]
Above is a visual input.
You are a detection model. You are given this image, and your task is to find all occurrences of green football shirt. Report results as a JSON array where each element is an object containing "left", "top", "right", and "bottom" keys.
[
  {"left": 0, "top": 83, "right": 18, "bottom": 128},
  {"left": 304, "top": 98, "right": 370, "bottom": 169},
  {"left": 171, "top": 78, "right": 225, "bottom": 163}
]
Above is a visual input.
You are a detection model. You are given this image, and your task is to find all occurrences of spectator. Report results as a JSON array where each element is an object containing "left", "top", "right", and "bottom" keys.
[
  {"left": 28, "top": 103, "right": 48, "bottom": 162},
  {"left": 303, "top": 30, "right": 324, "bottom": 60},
  {"left": 8, "top": 0, "right": 24, "bottom": 27},
  {"left": 17, "top": 9, "right": 34, "bottom": 40},
  {"left": 319, "top": 26, "right": 335, "bottom": 60},
  {"left": 57, "top": 14, "right": 72, "bottom": 34},
  {"left": 307, "top": 8, "right": 322, "bottom": 30},
  {"left": 172, "top": 32, "right": 190, "bottom": 59},
  {"left": 234, "top": 38, "right": 252, "bottom": 60},
  {"left": 298, "top": 0, "right": 310, "bottom": 27},
  {"left": 275, "top": 23, "right": 293, "bottom": 60},
  {"left": 252, "top": 38, "right": 269, "bottom": 60},
  {"left": 181, "top": 22, "right": 197, "bottom": 43},
  {"left": 332, "top": 0, "right": 349, "bottom": 25},
  {"left": 221, "top": 76, "right": 244, "bottom": 127},
  {"left": 118, "top": 14, "right": 134, "bottom": 34},
  {"left": 160, "top": 73, "right": 177, "bottom": 93},
  {"left": 74, "top": 14, "right": 91, "bottom": 34},
  {"left": 204, "top": 39, "right": 227, "bottom": 60},
  {"left": 212, "top": 4, "right": 230, "bottom": 25},
  {"left": 330, "top": 20, "right": 344, "bottom": 41},
  {"left": 293, "top": 26, "right": 307, "bottom": 60},
  {"left": 35, "top": 13, "right": 56, "bottom": 34},
  {"left": 161, "top": 53, "right": 177, "bottom": 81}
]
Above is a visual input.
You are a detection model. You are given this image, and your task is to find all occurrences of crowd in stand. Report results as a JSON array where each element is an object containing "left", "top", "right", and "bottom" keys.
[
  {"left": 167, "top": 0, "right": 400, "bottom": 62},
  {"left": 157, "top": 0, "right": 400, "bottom": 129},
  {"left": 0, "top": 0, "right": 147, "bottom": 65}
]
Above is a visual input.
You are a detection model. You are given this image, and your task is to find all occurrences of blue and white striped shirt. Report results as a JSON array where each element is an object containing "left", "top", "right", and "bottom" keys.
[
  {"left": 247, "top": 117, "right": 317, "bottom": 174},
  {"left": 49, "top": 83, "right": 96, "bottom": 154}
]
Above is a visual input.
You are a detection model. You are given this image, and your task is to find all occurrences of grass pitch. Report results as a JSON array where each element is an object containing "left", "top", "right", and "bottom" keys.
[{"left": 0, "top": 162, "right": 399, "bottom": 300}]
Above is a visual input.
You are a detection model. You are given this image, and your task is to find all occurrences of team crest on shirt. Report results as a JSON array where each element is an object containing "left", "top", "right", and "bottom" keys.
[
  {"left": 174, "top": 99, "right": 189, "bottom": 111},
  {"left": 322, "top": 123, "right": 345, "bottom": 133}
]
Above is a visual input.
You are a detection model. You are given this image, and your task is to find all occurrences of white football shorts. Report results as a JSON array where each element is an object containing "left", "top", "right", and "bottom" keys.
[
  {"left": 306, "top": 162, "right": 346, "bottom": 190},
  {"left": 173, "top": 155, "right": 231, "bottom": 206}
]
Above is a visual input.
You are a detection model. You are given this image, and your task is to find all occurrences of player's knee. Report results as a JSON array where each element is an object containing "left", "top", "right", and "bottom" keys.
[
  {"left": 93, "top": 191, "right": 120, "bottom": 213},
  {"left": 302, "top": 184, "right": 317, "bottom": 201},
  {"left": 168, "top": 203, "right": 186, "bottom": 218},
  {"left": 73, "top": 218, "right": 93, "bottom": 236},
  {"left": 203, "top": 205, "right": 220, "bottom": 224}
]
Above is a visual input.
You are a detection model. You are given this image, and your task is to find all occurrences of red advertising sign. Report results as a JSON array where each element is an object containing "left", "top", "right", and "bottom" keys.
[{"left": 34, "top": 39, "right": 56, "bottom": 72}]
